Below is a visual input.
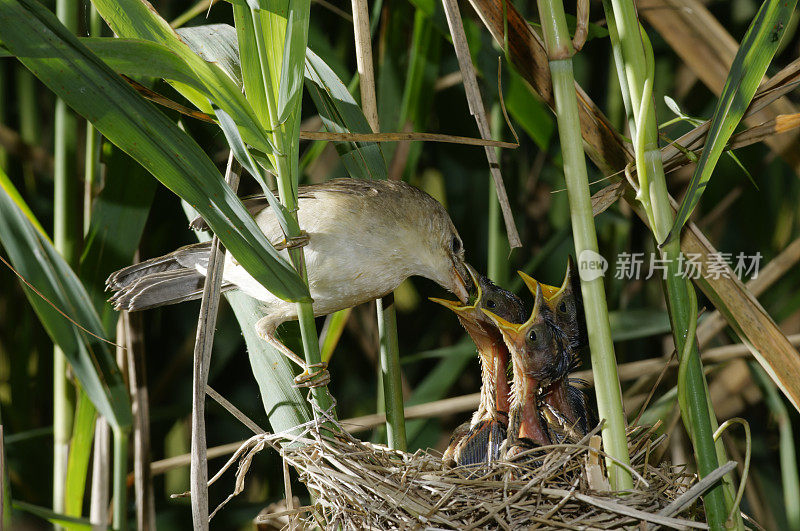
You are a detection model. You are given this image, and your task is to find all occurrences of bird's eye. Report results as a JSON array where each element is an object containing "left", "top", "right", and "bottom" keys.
[
  {"left": 485, "top": 299, "right": 496, "bottom": 309},
  {"left": 528, "top": 329, "right": 537, "bottom": 342},
  {"left": 451, "top": 236, "right": 462, "bottom": 253},
  {"left": 559, "top": 301, "right": 567, "bottom": 313}
]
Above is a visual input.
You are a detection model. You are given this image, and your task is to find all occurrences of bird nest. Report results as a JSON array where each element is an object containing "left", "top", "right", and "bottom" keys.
[{"left": 211, "top": 407, "right": 711, "bottom": 529}]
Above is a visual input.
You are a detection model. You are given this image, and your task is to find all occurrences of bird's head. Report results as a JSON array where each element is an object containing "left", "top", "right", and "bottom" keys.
[
  {"left": 518, "top": 257, "right": 587, "bottom": 365},
  {"left": 481, "top": 283, "right": 562, "bottom": 389},
  {"left": 430, "top": 264, "right": 525, "bottom": 341},
  {"left": 399, "top": 189, "right": 471, "bottom": 303}
]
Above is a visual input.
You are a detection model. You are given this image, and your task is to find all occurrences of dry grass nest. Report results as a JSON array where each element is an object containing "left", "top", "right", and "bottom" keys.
[{"left": 210, "top": 408, "right": 724, "bottom": 530}]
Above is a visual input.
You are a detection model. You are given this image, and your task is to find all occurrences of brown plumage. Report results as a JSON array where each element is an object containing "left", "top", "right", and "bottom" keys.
[{"left": 107, "top": 178, "right": 470, "bottom": 384}]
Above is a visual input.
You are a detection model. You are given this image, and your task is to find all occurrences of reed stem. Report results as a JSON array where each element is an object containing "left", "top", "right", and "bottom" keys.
[
  {"left": 252, "top": 5, "right": 334, "bottom": 418},
  {"left": 601, "top": 2, "right": 737, "bottom": 526},
  {"left": 53, "top": 0, "right": 78, "bottom": 520},
  {"left": 536, "top": 0, "right": 632, "bottom": 490},
  {"left": 112, "top": 428, "right": 128, "bottom": 530},
  {"left": 377, "top": 298, "right": 407, "bottom": 449},
  {"left": 488, "top": 105, "right": 508, "bottom": 286},
  {"left": 351, "top": 0, "right": 407, "bottom": 450}
]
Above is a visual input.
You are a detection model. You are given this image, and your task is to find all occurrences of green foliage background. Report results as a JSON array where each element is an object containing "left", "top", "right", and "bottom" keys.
[{"left": 1, "top": 0, "right": 799, "bottom": 528}]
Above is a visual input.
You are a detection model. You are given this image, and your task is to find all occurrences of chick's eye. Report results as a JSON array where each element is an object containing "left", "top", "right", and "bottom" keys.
[
  {"left": 558, "top": 301, "right": 567, "bottom": 313},
  {"left": 485, "top": 299, "right": 496, "bottom": 309},
  {"left": 451, "top": 236, "right": 462, "bottom": 253},
  {"left": 528, "top": 329, "right": 537, "bottom": 342}
]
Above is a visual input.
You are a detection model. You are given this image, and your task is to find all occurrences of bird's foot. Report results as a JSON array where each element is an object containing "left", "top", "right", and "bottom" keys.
[
  {"left": 500, "top": 438, "right": 530, "bottom": 461},
  {"left": 274, "top": 231, "right": 310, "bottom": 251},
  {"left": 292, "top": 362, "right": 331, "bottom": 388},
  {"left": 255, "top": 321, "right": 331, "bottom": 388}
]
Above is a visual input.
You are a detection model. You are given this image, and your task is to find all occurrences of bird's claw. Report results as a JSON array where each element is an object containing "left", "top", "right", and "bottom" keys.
[
  {"left": 274, "top": 232, "right": 310, "bottom": 251},
  {"left": 292, "top": 362, "right": 331, "bottom": 388},
  {"left": 500, "top": 439, "right": 528, "bottom": 461}
]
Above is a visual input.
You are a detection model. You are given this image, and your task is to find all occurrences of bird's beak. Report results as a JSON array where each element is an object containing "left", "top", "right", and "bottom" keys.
[
  {"left": 451, "top": 260, "right": 471, "bottom": 304},
  {"left": 482, "top": 283, "right": 545, "bottom": 343},
  {"left": 518, "top": 270, "right": 560, "bottom": 300},
  {"left": 481, "top": 308, "right": 526, "bottom": 351},
  {"left": 481, "top": 308, "right": 519, "bottom": 334},
  {"left": 431, "top": 263, "right": 481, "bottom": 312}
]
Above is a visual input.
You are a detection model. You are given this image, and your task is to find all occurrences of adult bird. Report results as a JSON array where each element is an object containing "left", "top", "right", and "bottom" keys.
[
  {"left": 482, "top": 283, "right": 556, "bottom": 455},
  {"left": 518, "top": 260, "right": 591, "bottom": 438},
  {"left": 431, "top": 265, "right": 526, "bottom": 466},
  {"left": 107, "top": 178, "right": 471, "bottom": 385}
]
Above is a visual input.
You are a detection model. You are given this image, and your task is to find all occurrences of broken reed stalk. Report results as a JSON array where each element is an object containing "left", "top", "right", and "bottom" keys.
[
  {"left": 441, "top": 0, "right": 521, "bottom": 250},
  {"left": 536, "top": 0, "right": 632, "bottom": 490},
  {"left": 351, "top": 0, "right": 407, "bottom": 450},
  {"left": 125, "top": 313, "right": 156, "bottom": 531},
  {"left": 189, "top": 153, "right": 239, "bottom": 530},
  {"left": 600, "top": 1, "right": 738, "bottom": 528}
]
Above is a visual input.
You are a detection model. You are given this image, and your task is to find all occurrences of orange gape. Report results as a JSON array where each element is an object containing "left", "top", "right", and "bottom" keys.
[
  {"left": 493, "top": 343, "right": 511, "bottom": 415},
  {"left": 518, "top": 402, "right": 550, "bottom": 444},
  {"left": 431, "top": 264, "right": 525, "bottom": 466},
  {"left": 484, "top": 284, "right": 559, "bottom": 451}
]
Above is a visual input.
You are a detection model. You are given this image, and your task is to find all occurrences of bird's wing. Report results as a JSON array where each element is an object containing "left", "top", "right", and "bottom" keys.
[
  {"left": 189, "top": 196, "right": 273, "bottom": 232},
  {"left": 189, "top": 179, "right": 386, "bottom": 232}
]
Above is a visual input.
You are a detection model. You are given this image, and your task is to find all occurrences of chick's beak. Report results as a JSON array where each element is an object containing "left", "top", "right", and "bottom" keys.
[
  {"left": 429, "top": 295, "right": 467, "bottom": 313},
  {"left": 518, "top": 270, "right": 559, "bottom": 300},
  {"left": 430, "top": 263, "right": 480, "bottom": 312},
  {"left": 481, "top": 309, "right": 526, "bottom": 352}
]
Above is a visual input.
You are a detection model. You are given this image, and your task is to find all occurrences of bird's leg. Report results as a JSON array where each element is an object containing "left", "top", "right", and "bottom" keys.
[{"left": 255, "top": 317, "right": 330, "bottom": 388}]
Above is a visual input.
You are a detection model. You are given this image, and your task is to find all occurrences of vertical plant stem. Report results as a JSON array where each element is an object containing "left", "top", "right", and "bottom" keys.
[
  {"left": 190, "top": 153, "right": 239, "bottom": 530},
  {"left": 89, "top": 418, "right": 110, "bottom": 527},
  {"left": 112, "top": 427, "right": 128, "bottom": 531},
  {"left": 126, "top": 312, "right": 156, "bottom": 531},
  {"left": 84, "top": 2, "right": 102, "bottom": 234},
  {"left": 488, "top": 104, "right": 508, "bottom": 285},
  {"left": 248, "top": 6, "right": 334, "bottom": 419},
  {"left": 601, "top": 2, "right": 735, "bottom": 526},
  {"left": 352, "top": 0, "right": 378, "bottom": 129},
  {"left": 53, "top": 0, "right": 78, "bottom": 520},
  {"left": 377, "top": 297, "right": 407, "bottom": 449},
  {"left": 352, "top": 0, "right": 407, "bottom": 450},
  {"left": 278, "top": 176, "right": 334, "bottom": 417},
  {"left": 536, "top": 0, "right": 632, "bottom": 490}
]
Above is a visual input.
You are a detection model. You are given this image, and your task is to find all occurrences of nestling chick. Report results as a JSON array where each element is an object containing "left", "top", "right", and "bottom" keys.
[
  {"left": 483, "top": 284, "right": 557, "bottom": 454},
  {"left": 107, "top": 178, "right": 471, "bottom": 384},
  {"left": 518, "top": 258, "right": 591, "bottom": 438},
  {"left": 431, "top": 265, "right": 525, "bottom": 466}
]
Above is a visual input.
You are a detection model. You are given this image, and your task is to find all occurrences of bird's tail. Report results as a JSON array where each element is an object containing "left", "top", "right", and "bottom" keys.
[{"left": 106, "top": 242, "right": 231, "bottom": 311}]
